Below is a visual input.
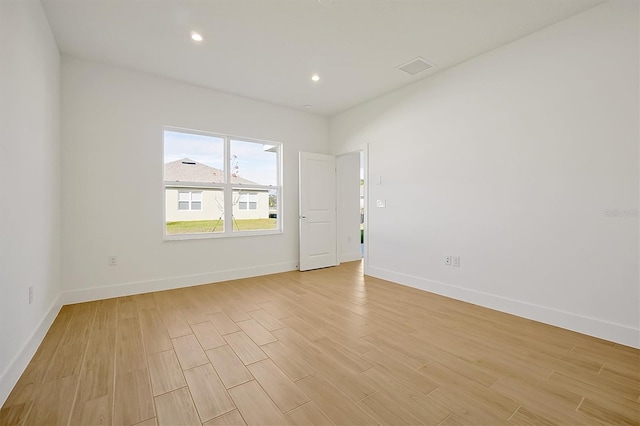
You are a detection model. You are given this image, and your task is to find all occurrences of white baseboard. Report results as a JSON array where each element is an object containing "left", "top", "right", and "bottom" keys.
[
  {"left": 340, "top": 251, "right": 363, "bottom": 263},
  {"left": 0, "top": 294, "right": 62, "bottom": 407},
  {"left": 367, "top": 266, "right": 640, "bottom": 349},
  {"left": 62, "top": 261, "right": 299, "bottom": 305}
]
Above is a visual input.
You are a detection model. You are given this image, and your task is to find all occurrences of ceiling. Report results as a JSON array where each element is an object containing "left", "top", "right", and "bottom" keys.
[{"left": 41, "top": 0, "right": 605, "bottom": 116}]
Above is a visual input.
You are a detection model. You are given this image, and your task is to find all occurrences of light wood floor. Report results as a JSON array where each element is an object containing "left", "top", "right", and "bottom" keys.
[{"left": 1, "top": 261, "right": 639, "bottom": 426}]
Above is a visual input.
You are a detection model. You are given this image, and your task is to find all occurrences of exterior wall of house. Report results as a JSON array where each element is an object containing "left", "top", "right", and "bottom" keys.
[
  {"left": 232, "top": 192, "right": 270, "bottom": 220},
  {"left": 165, "top": 188, "right": 224, "bottom": 222},
  {"left": 165, "top": 188, "right": 269, "bottom": 222}
]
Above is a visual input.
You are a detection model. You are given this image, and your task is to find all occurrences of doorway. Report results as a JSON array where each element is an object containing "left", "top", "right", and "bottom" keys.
[
  {"left": 337, "top": 150, "right": 366, "bottom": 265},
  {"left": 360, "top": 151, "right": 365, "bottom": 259}
]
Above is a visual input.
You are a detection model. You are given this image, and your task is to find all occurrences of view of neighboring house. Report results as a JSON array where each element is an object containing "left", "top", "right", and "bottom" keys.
[{"left": 164, "top": 158, "right": 269, "bottom": 222}]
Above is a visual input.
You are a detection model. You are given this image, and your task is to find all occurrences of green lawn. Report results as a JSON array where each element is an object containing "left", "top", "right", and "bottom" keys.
[{"left": 166, "top": 219, "right": 277, "bottom": 234}]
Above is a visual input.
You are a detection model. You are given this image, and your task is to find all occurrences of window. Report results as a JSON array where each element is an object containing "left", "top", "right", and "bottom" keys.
[
  {"left": 178, "top": 191, "right": 202, "bottom": 210},
  {"left": 163, "top": 128, "right": 281, "bottom": 238},
  {"left": 238, "top": 192, "right": 258, "bottom": 210}
]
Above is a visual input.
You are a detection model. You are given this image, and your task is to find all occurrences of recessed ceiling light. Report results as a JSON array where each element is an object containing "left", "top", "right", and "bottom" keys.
[
  {"left": 304, "top": 105, "right": 312, "bottom": 109},
  {"left": 311, "top": 74, "right": 320, "bottom": 82},
  {"left": 191, "top": 32, "right": 203, "bottom": 42}
]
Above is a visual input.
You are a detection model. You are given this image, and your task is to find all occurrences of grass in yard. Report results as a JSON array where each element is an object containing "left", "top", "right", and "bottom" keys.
[{"left": 166, "top": 219, "right": 277, "bottom": 234}]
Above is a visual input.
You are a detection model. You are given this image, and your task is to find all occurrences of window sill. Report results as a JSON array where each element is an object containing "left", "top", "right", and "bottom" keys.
[{"left": 163, "top": 229, "right": 283, "bottom": 241}]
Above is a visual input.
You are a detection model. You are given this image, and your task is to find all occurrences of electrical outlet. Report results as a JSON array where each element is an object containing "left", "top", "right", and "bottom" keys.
[
  {"left": 453, "top": 256, "right": 460, "bottom": 267},
  {"left": 29, "top": 286, "right": 33, "bottom": 304},
  {"left": 445, "top": 256, "right": 451, "bottom": 266},
  {"left": 108, "top": 255, "right": 118, "bottom": 266},
  {"left": 376, "top": 199, "right": 386, "bottom": 208}
]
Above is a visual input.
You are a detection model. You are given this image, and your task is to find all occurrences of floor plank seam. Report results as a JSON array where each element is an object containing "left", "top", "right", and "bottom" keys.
[
  {"left": 136, "top": 298, "right": 159, "bottom": 426},
  {"left": 507, "top": 405, "right": 521, "bottom": 421},
  {"left": 110, "top": 305, "right": 119, "bottom": 426},
  {"left": 66, "top": 305, "right": 98, "bottom": 426}
]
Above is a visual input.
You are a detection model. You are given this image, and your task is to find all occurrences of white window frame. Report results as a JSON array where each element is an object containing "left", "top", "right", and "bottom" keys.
[
  {"left": 178, "top": 190, "right": 203, "bottom": 211},
  {"left": 163, "top": 127, "right": 283, "bottom": 240}
]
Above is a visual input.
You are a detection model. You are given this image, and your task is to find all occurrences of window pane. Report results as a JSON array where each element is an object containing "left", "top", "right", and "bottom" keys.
[
  {"left": 164, "top": 131, "right": 225, "bottom": 184},
  {"left": 164, "top": 129, "right": 281, "bottom": 238},
  {"left": 232, "top": 188, "right": 277, "bottom": 232},
  {"left": 230, "top": 139, "right": 277, "bottom": 186},
  {"left": 166, "top": 188, "right": 224, "bottom": 234}
]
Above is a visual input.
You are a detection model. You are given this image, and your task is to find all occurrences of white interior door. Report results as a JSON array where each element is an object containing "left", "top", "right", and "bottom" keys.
[{"left": 299, "top": 152, "right": 337, "bottom": 271}]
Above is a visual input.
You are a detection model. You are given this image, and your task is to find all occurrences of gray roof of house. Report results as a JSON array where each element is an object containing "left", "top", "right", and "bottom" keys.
[{"left": 164, "top": 158, "right": 258, "bottom": 185}]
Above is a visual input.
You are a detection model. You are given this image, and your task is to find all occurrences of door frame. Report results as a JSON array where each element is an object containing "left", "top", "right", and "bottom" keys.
[{"left": 335, "top": 145, "right": 369, "bottom": 275}]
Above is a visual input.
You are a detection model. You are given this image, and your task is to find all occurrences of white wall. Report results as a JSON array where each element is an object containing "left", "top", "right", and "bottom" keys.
[
  {"left": 61, "top": 57, "right": 329, "bottom": 302},
  {"left": 0, "top": 0, "right": 62, "bottom": 404},
  {"left": 331, "top": 0, "right": 639, "bottom": 347},
  {"left": 337, "top": 152, "right": 363, "bottom": 262}
]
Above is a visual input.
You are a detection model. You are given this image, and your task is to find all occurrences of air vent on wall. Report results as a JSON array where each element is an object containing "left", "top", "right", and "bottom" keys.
[{"left": 397, "top": 57, "right": 435, "bottom": 75}]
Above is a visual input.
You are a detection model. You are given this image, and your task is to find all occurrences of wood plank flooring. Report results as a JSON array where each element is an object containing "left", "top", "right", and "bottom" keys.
[{"left": 1, "top": 261, "right": 638, "bottom": 425}]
